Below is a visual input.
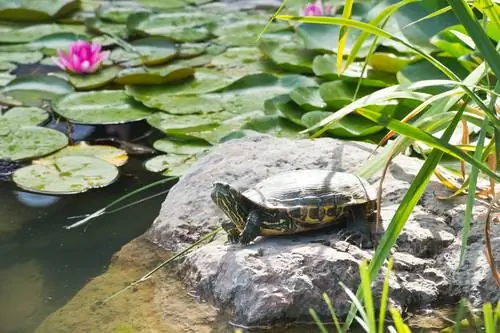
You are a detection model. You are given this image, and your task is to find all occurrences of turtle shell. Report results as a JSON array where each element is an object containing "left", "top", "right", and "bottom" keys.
[{"left": 243, "top": 169, "right": 376, "bottom": 224}]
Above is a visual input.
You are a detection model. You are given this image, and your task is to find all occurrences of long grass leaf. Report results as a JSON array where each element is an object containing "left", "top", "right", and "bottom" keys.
[
  {"left": 453, "top": 299, "right": 467, "bottom": 333},
  {"left": 378, "top": 257, "right": 393, "bottom": 333},
  {"left": 339, "top": 281, "right": 369, "bottom": 325},
  {"left": 484, "top": 302, "right": 494, "bottom": 333},
  {"left": 309, "top": 308, "right": 329, "bottom": 333},
  {"left": 343, "top": 104, "right": 465, "bottom": 331},
  {"left": 337, "top": 0, "right": 353, "bottom": 74},
  {"left": 359, "top": 261, "right": 376, "bottom": 333},
  {"left": 390, "top": 308, "right": 411, "bottom": 333},
  {"left": 402, "top": 6, "right": 452, "bottom": 29},
  {"left": 322, "top": 292, "right": 342, "bottom": 333}
]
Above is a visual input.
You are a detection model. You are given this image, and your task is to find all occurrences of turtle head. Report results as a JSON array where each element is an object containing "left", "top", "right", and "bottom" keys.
[{"left": 211, "top": 182, "right": 249, "bottom": 229}]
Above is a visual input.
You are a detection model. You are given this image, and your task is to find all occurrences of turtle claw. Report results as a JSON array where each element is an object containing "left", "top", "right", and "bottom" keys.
[{"left": 337, "top": 229, "right": 373, "bottom": 249}]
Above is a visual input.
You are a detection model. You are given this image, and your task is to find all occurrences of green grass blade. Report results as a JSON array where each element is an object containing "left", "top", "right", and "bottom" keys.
[
  {"left": 339, "top": 281, "right": 369, "bottom": 327},
  {"left": 448, "top": 0, "right": 500, "bottom": 78},
  {"left": 359, "top": 261, "right": 376, "bottom": 333},
  {"left": 356, "top": 107, "right": 500, "bottom": 182},
  {"left": 322, "top": 292, "right": 342, "bottom": 333},
  {"left": 453, "top": 299, "right": 467, "bottom": 333},
  {"left": 343, "top": 104, "right": 465, "bottom": 331},
  {"left": 484, "top": 302, "right": 494, "bottom": 333},
  {"left": 337, "top": 0, "right": 354, "bottom": 74},
  {"left": 378, "top": 257, "right": 394, "bottom": 333},
  {"left": 390, "top": 308, "right": 411, "bottom": 333},
  {"left": 402, "top": 5, "right": 452, "bottom": 29},
  {"left": 309, "top": 308, "right": 329, "bottom": 333}
]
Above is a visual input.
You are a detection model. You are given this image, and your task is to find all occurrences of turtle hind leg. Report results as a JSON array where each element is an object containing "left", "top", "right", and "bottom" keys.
[
  {"left": 339, "top": 206, "right": 376, "bottom": 249},
  {"left": 240, "top": 210, "right": 262, "bottom": 245},
  {"left": 222, "top": 220, "right": 240, "bottom": 244}
]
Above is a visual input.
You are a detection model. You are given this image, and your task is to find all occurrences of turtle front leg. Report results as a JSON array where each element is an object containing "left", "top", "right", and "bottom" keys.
[
  {"left": 240, "top": 210, "right": 262, "bottom": 245},
  {"left": 340, "top": 207, "right": 376, "bottom": 249},
  {"left": 222, "top": 220, "right": 240, "bottom": 244}
]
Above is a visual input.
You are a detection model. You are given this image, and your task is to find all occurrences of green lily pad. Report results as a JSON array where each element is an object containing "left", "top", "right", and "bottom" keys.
[
  {"left": 264, "top": 95, "right": 306, "bottom": 127},
  {"left": 54, "top": 90, "right": 156, "bottom": 125},
  {"left": 319, "top": 81, "right": 375, "bottom": 110},
  {"left": 114, "top": 65, "right": 194, "bottom": 85},
  {"left": 0, "top": 73, "right": 15, "bottom": 86},
  {"left": 210, "top": 47, "right": 268, "bottom": 73},
  {"left": 97, "top": 4, "right": 150, "bottom": 24},
  {"left": 242, "top": 115, "right": 303, "bottom": 138},
  {"left": 86, "top": 18, "right": 128, "bottom": 39},
  {"left": 68, "top": 66, "right": 121, "bottom": 90},
  {"left": 153, "top": 138, "right": 210, "bottom": 155},
  {"left": 1, "top": 75, "right": 74, "bottom": 106},
  {"left": 259, "top": 41, "right": 314, "bottom": 73},
  {"left": 0, "top": 62, "right": 16, "bottom": 72},
  {"left": 0, "top": 107, "right": 50, "bottom": 133},
  {"left": 29, "top": 32, "right": 90, "bottom": 56},
  {"left": 289, "top": 86, "right": 326, "bottom": 111},
  {"left": 13, "top": 156, "right": 119, "bottom": 194},
  {"left": 144, "top": 153, "right": 198, "bottom": 177},
  {"left": 178, "top": 43, "right": 208, "bottom": 58},
  {"left": 0, "top": 22, "right": 87, "bottom": 43},
  {"left": 0, "top": 126, "right": 68, "bottom": 161},
  {"left": 0, "top": 0, "right": 80, "bottom": 21},
  {"left": 313, "top": 54, "right": 397, "bottom": 87},
  {"left": 110, "top": 37, "right": 178, "bottom": 66},
  {"left": 367, "top": 53, "right": 414, "bottom": 74},
  {"left": 0, "top": 51, "right": 44, "bottom": 64},
  {"left": 137, "top": 0, "right": 186, "bottom": 10},
  {"left": 301, "top": 111, "right": 384, "bottom": 138},
  {"left": 147, "top": 112, "right": 222, "bottom": 135},
  {"left": 128, "top": 12, "right": 215, "bottom": 42},
  {"left": 36, "top": 142, "right": 128, "bottom": 166}
]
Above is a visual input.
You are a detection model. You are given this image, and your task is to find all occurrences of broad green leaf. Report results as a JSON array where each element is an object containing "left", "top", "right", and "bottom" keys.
[
  {"left": 242, "top": 115, "right": 303, "bottom": 138},
  {"left": 69, "top": 66, "right": 121, "bottom": 90},
  {"left": 313, "top": 54, "right": 397, "bottom": 87},
  {"left": 1, "top": 75, "right": 74, "bottom": 106},
  {"left": 0, "top": 107, "right": 49, "bottom": 133},
  {"left": 147, "top": 112, "right": 222, "bottom": 135},
  {"left": 86, "top": 18, "right": 128, "bottom": 39},
  {"left": 128, "top": 12, "right": 215, "bottom": 42},
  {"left": 97, "top": 4, "right": 150, "bottom": 24},
  {"left": 29, "top": 32, "right": 90, "bottom": 56},
  {"left": 110, "top": 37, "right": 178, "bottom": 66},
  {"left": 144, "top": 153, "right": 198, "bottom": 176},
  {"left": 153, "top": 138, "right": 210, "bottom": 155},
  {"left": 0, "top": 51, "right": 43, "bottom": 64},
  {"left": 265, "top": 95, "right": 306, "bottom": 126},
  {"left": 431, "top": 29, "right": 474, "bottom": 57},
  {"left": 289, "top": 86, "right": 326, "bottom": 111},
  {"left": 0, "top": 126, "right": 68, "bottom": 160},
  {"left": 13, "top": 156, "right": 119, "bottom": 194},
  {"left": 211, "top": 47, "right": 268, "bottom": 73},
  {"left": 367, "top": 53, "right": 414, "bottom": 74},
  {"left": 137, "top": 0, "right": 185, "bottom": 10},
  {"left": 0, "top": 73, "right": 15, "bottom": 86},
  {"left": 178, "top": 42, "right": 208, "bottom": 58},
  {"left": 114, "top": 65, "right": 194, "bottom": 85},
  {"left": 213, "top": 17, "right": 290, "bottom": 46},
  {"left": 0, "top": 0, "right": 79, "bottom": 21},
  {"left": 0, "top": 62, "right": 16, "bottom": 72},
  {"left": 259, "top": 41, "right": 314, "bottom": 73},
  {"left": 319, "top": 81, "right": 376, "bottom": 109},
  {"left": 54, "top": 90, "right": 156, "bottom": 125},
  {"left": 36, "top": 142, "right": 128, "bottom": 166},
  {"left": 0, "top": 22, "right": 87, "bottom": 43}
]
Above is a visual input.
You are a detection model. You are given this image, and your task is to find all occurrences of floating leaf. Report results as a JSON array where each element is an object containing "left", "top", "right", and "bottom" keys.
[
  {"left": 242, "top": 115, "right": 303, "bottom": 138},
  {"left": 29, "top": 32, "right": 90, "bottom": 56},
  {"left": 367, "top": 53, "right": 414, "bottom": 74},
  {"left": 153, "top": 138, "right": 210, "bottom": 155},
  {"left": 0, "top": 126, "right": 68, "bottom": 160},
  {"left": 0, "top": 107, "right": 50, "bottom": 134},
  {"left": 1, "top": 75, "right": 74, "bottom": 106},
  {"left": 301, "top": 111, "right": 384, "bottom": 138},
  {"left": 0, "top": 51, "right": 44, "bottom": 64},
  {"left": 68, "top": 66, "right": 121, "bottom": 90},
  {"left": 54, "top": 90, "right": 156, "bottom": 125},
  {"left": 289, "top": 86, "right": 326, "bottom": 111},
  {"left": 0, "top": 0, "right": 80, "bottom": 22},
  {"left": 313, "top": 54, "right": 397, "bottom": 87},
  {"left": 13, "top": 156, "right": 119, "bottom": 194},
  {"left": 110, "top": 37, "right": 178, "bottom": 66},
  {"left": 86, "top": 18, "right": 128, "bottom": 39},
  {"left": 178, "top": 42, "right": 208, "bottom": 58},
  {"left": 0, "top": 62, "right": 16, "bottom": 72},
  {"left": 128, "top": 12, "right": 215, "bottom": 42},
  {"left": 259, "top": 41, "right": 314, "bottom": 73},
  {"left": 137, "top": 0, "right": 185, "bottom": 10},
  {"left": 319, "top": 81, "right": 375, "bottom": 109},
  {"left": 97, "top": 4, "right": 150, "bottom": 24},
  {"left": 35, "top": 142, "right": 128, "bottom": 166},
  {"left": 144, "top": 153, "right": 198, "bottom": 176},
  {"left": 210, "top": 47, "right": 269, "bottom": 73},
  {"left": 147, "top": 112, "right": 222, "bottom": 135},
  {"left": 0, "top": 22, "right": 87, "bottom": 43},
  {"left": 0, "top": 73, "right": 15, "bottom": 86},
  {"left": 114, "top": 65, "right": 194, "bottom": 85},
  {"left": 264, "top": 95, "right": 306, "bottom": 126}
]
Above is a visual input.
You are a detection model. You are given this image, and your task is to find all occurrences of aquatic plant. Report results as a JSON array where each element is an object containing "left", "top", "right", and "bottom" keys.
[
  {"left": 303, "top": 0, "right": 333, "bottom": 16},
  {"left": 54, "top": 40, "right": 109, "bottom": 74}
]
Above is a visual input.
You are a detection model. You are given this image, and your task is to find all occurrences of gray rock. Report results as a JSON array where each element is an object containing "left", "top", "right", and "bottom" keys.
[{"left": 148, "top": 135, "right": 499, "bottom": 326}]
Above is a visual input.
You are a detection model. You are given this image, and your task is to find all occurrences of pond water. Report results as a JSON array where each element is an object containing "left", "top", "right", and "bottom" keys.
[{"left": 0, "top": 122, "right": 169, "bottom": 333}]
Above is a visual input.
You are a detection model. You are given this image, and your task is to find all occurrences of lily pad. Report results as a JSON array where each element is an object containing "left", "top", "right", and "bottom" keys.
[
  {"left": 110, "top": 37, "right": 178, "bottom": 66},
  {"left": 289, "top": 86, "right": 326, "bottom": 111},
  {"left": 86, "top": 18, "right": 128, "bottom": 39},
  {"left": 178, "top": 43, "right": 208, "bottom": 58},
  {"left": 114, "top": 65, "right": 194, "bottom": 85},
  {"left": 259, "top": 41, "right": 314, "bottom": 73},
  {"left": 0, "top": 22, "right": 87, "bottom": 43},
  {"left": 0, "top": 126, "right": 68, "bottom": 161},
  {"left": 319, "top": 81, "right": 375, "bottom": 109},
  {"left": 0, "top": 51, "right": 44, "bottom": 64},
  {"left": 13, "top": 156, "right": 119, "bottom": 195},
  {"left": 301, "top": 111, "right": 384, "bottom": 138},
  {"left": 0, "top": 107, "right": 50, "bottom": 133},
  {"left": 153, "top": 138, "right": 210, "bottom": 155},
  {"left": 367, "top": 53, "right": 414, "bottom": 74},
  {"left": 29, "top": 32, "right": 90, "bottom": 56},
  {"left": 128, "top": 12, "right": 216, "bottom": 42},
  {"left": 264, "top": 95, "right": 307, "bottom": 127},
  {"left": 0, "top": 0, "right": 80, "bottom": 21},
  {"left": 1, "top": 75, "right": 74, "bottom": 106},
  {"left": 0, "top": 73, "right": 15, "bottom": 86},
  {"left": 0, "top": 62, "right": 16, "bottom": 72},
  {"left": 210, "top": 47, "right": 267, "bottom": 73},
  {"left": 68, "top": 66, "right": 121, "bottom": 90},
  {"left": 54, "top": 90, "right": 156, "bottom": 125},
  {"left": 242, "top": 115, "right": 303, "bottom": 138},
  {"left": 97, "top": 4, "right": 150, "bottom": 24},
  {"left": 35, "top": 142, "right": 128, "bottom": 166},
  {"left": 144, "top": 153, "right": 198, "bottom": 176}
]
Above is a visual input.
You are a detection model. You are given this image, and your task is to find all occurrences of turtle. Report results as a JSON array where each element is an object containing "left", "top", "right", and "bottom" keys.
[{"left": 211, "top": 169, "right": 379, "bottom": 247}]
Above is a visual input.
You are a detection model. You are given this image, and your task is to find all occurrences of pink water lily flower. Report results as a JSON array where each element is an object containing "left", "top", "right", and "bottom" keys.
[
  {"left": 303, "top": 0, "right": 332, "bottom": 16},
  {"left": 54, "top": 40, "right": 110, "bottom": 74}
]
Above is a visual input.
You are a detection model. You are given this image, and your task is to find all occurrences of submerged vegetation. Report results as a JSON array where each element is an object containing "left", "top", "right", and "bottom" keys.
[{"left": 0, "top": 0, "right": 499, "bottom": 332}]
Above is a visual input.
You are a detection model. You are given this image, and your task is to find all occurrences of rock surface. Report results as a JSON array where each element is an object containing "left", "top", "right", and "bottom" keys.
[{"left": 148, "top": 135, "right": 500, "bottom": 326}]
